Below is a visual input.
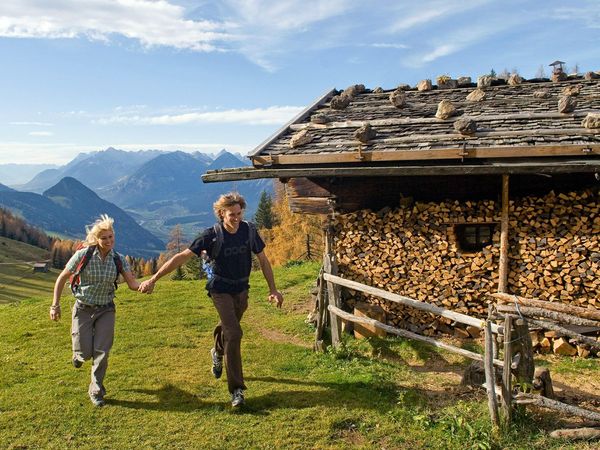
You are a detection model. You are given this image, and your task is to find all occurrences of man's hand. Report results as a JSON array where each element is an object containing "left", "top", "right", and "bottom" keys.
[
  {"left": 50, "top": 304, "right": 61, "bottom": 321},
  {"left": 268, "top": 291, "right": 284, "bottom": 308},
  {"left": 138, "top": 279, "right": 155, "bottom": 294}
]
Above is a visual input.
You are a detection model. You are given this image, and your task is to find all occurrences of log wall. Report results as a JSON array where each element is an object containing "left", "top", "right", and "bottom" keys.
[{"left": 333, "top": 187, "right": 600, "bottom": 335}]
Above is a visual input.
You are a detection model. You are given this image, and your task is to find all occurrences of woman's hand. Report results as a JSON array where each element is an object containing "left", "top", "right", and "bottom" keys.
[{"left": 50, "top": 304, "right": 61, "bottom": 321}]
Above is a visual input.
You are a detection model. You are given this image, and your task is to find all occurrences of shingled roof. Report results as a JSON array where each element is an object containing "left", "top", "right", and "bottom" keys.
[{"left": 203, "top": 72, "right": 600, "bottom": 182}]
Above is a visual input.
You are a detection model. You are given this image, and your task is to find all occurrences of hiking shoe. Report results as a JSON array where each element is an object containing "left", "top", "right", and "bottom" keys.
[
  {"left": 89, "top": 393, "right": 105, "bottom": 407},
  {"left": 72, "top": 356, "right": 84, "bottom": 368},
  {"left": 231, "top": 388, "right": 244, "bottom": 407},
  {"left": 210, "top": 348, "right": 223, "bottom": 379}
]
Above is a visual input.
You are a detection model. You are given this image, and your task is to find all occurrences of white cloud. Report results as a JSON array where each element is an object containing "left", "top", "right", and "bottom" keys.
[
  {"left": 96, "top": 106, "right": 304, "bottom": 126},
  {"left": 386, "top": 0, "right": 491, "bottom": 33},
  {"left": 551, "top": 2, "right": 600, "bottom": 29},
  {"left": 0, "top": 0, "right": 231, "bottom": 51},
  {"left": 370, "top": 43, "right": 409, "bottom": 50},
  {"left": 28, "top": 131, "right": 54, "bottom": 136}
]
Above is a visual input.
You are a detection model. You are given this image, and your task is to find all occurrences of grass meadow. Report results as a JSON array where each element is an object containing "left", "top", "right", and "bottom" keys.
[{"left": 1, "top": 261, "right": 598, "bottom": 449}]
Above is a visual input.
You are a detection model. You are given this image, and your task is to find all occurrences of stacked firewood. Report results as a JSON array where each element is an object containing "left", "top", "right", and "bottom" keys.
[{"left": 333, "top": 188, "right": 599, "bottom": 343}]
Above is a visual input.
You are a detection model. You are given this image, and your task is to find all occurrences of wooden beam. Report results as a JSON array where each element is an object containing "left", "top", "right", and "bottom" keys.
[
  {"left": 515, "top": 393, "right": 600, "bottom": 422},
  {"left": 484, "top": 319, "right": 500, "bottom": 428},
  {"left": 201, "top": 160, "right": 600, "bottom": 182},
  {"left": 328, "top": 305, "right": 504, "bottom": 367},
  {"left": 323, "top": 273, "right": 501, "bottom": 333},
  {"left": 496, "top": 304, "right": 600, "bottom": 327},
  {"left": 498, "top": 174, "right": 510, "bottom": 293},
  {"left": 252, "top": 144, "right": 600, "bottom": 166},
  {"left": 501, "top": 315, "right": 513, "bottom": 426},
  {"left": 324, "top": 225, "right": 342, "bottom": 347},
  {"left": 492, "top": 293, "right": 600, "bottom": 321}
]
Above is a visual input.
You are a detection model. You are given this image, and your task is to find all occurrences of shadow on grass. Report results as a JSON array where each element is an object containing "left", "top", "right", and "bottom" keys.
[{"left": 107, "top": 376, "right": 400, "bottom": 414}]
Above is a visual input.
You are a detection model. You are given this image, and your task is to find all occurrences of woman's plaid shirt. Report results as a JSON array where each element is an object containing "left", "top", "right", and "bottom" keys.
[{"left": 66, "top": 247, "right": 131, "bottom": 306}]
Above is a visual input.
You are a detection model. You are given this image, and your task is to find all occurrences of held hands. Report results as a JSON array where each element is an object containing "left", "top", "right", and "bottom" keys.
[
  {"left": 268, "top": 291, "right": 284, "bottom": 308},
  {"left": 138, "top": 279, "right": 155, "bottom": 294}
]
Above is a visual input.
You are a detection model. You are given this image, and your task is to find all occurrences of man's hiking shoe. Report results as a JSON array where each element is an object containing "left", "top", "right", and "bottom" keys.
[
  {"left": 72, "top": 356, "right": 84, "bottom": 368},
  {"left": 89, "top": 393, "right": 105, "bottom": 407},
  {"left": 231, "top": 388, "right": 245, "bottom": 407},
  {"left": 210, "top": 348, "right": 223, "bottom": 379}
]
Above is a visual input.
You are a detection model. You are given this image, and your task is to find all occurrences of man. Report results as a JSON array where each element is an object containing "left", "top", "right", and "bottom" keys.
[{"left": 139, "top": 192, "right": 283, "bottom": 407}]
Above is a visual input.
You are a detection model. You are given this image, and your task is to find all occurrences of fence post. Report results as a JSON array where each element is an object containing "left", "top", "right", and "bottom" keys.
[
  {"left": 485, "top": 308, "right": 500, "bottom": 429},
  {"left": 324, "top": 224, "right": 342, "bottom": 347}
]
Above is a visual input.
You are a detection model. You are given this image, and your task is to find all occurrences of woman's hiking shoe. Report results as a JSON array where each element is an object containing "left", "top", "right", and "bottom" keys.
[
  {"left": 231, "top": 388, "right": 245, "bottom": 407},
  {"left": 210, "top": 348, "right": 223, "bottom": 379},
  {"left": 89, "top": 393, "right": 105, "bottom": 407},
  {"left": 72, "top": 356, "right": 84, "bottom": 368}
]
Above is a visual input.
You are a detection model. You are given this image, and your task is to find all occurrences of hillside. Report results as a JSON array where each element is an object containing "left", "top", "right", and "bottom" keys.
[
  {"left": 1, "top": 262, "right": 598, "bottom": 449},
  {"left": 0, "top": 177, "right": 164, "bottom": 257},
  {"left": 0, "top": 236, "right": 56, "bottom": 304}
]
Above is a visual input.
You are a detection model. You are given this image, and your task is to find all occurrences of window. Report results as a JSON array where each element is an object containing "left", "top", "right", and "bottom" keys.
[{"left": 454, "top": 223, "right": 496, "bottom": 252}]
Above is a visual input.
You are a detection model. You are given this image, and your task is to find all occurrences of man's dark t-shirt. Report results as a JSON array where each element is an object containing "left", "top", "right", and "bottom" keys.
[{"left": 188, "top": 221, "right": 265, "bottom": 294}]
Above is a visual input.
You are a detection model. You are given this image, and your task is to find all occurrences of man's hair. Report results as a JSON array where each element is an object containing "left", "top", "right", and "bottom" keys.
[
  {"left": 213, "top": 192, "right": 246, "bottom": 220},
  {"left": 84, "top": 214, "right": 114, "bottom": 246}
]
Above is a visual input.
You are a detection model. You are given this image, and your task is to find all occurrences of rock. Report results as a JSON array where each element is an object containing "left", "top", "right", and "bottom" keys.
[
  {"left": 389, "top": 89, "right": 406, "bottom": 108},
  {"left": 454, "top": 117, "right": 477, "bottom": 135},
  {"left": 373, "top": 87, "right": 384, "bottom": 93},
  {"left": 584, "top": 71, "right": 600, "bottom": 80},
  {"left": 582, "top": 113, "right": 600, "bottom": 129},
  {"left": 330, "top": 94, "right": 351, "bottom": 110},
  {"left": 289, "top": 129, "right": 313, "bottom": 148},
  {"left": 396, "top": 83, "right": 411, "bottom": 90},
  {"left": 354, "top": 123, "right": 377, "bottom": 143},
  {"left": 343, "top": 84, "right": 366, "bottom": 98},
  {"left": 466, "top": 325, "right": 481, "bottom": 338},
  {"left": 532, "top": 367, "right": 554, "bottom": 398},
  {"left": 466, "top": 88, "right": 486, "bottom": 102},
  {"left": 558, "top": 95, "right": 577, "bottom": 113},
  {"left": 416, "top": 79, "right": 432, "bottom": 91},
  {"left": 477, "top": 75, "right": 493, "bottom": 88},
  {"left": 553, "top": 337, "right": 577, "bottom": 356},
  {"left": 562, "top": 84, "right": 581, "bottom": 96},
  {"left": 311, "top": 113, "right": 330, "bottom": 124},
  {"left": 438, "top": 79, "right": 459, "bottom": 90},
  {"left": 457, "top": 76, "right": 472, "bottom": 86},
  {"left": 551, "top": 71, "right": 568, "bottom": 82},
  {"left": 454, "top": 327, "right": 470, "bottom": 338},
  {"left": 435, "top": 99, "right": 456, "bottom": 119},
  {"left": 507, "top": 74, "right": 524, "bottom": 86},
  {"left": 533, "top": 89, "right": 550, "bottom": 99}
]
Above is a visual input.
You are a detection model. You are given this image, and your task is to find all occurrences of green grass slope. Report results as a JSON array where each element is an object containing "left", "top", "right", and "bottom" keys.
[
  {"left": 0, "top": 262, "right": 597, "bottom": 449},
  {"left": 0, "top": 236, "right": 57, "bottom": 304}
]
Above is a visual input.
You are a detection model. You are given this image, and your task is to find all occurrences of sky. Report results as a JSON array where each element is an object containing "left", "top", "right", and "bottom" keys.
[{"left": 0, "top": 0, "right": 599, "bottom": 165}]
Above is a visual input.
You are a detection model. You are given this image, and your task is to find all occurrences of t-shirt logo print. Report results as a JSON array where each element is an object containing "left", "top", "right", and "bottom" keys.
[{"left": 224, "top": 245, "right": 248, "bottom": 257}]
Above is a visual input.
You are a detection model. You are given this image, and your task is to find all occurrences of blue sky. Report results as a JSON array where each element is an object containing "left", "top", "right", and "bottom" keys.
[{"left": 1, "top": 0, "right": 599, "bottom": 165}]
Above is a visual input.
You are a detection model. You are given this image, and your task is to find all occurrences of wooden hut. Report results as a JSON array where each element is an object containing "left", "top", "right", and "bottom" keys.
[{"left": 203, "top": 72, "right": 600, "bottom": 344}]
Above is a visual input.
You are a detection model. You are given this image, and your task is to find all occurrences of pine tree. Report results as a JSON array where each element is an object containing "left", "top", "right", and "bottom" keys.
[
  {"left": 254, "top": 190, "right": 275, "bottom": 229},
  {"left": 166, "top": 224, "right": 185, "bottom": 256}
]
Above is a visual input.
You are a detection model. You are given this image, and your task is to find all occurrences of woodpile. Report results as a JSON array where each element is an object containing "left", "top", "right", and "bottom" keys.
[{"left": 333, "top": 188, "right": 600, "bottom": 349}]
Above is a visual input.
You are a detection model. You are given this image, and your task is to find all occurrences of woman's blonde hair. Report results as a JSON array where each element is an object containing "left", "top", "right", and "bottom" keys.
[
  {"left": 84, "top": 214, "right": 115, "bottom": 246},
  {"left": 213, "top": 192, "right": 246, "bottom": 221}
]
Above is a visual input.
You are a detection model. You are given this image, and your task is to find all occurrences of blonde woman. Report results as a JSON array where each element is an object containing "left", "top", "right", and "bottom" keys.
[{"left": 50, "top": 214, "right": 143, "bottom": 407}]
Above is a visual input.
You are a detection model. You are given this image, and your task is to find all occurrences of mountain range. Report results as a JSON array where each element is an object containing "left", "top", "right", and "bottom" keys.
[
  {"left": 0, "top": 148, "right": 273, "bottom": 255},
  {"left": 0, "top": 177, "right": 164, "bottom": 257}
]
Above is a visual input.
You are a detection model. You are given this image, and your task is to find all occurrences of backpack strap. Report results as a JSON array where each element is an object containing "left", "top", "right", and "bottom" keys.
[
  {"left": 210, "top": 223, "right": 224, "bottom": 260},
  {"left": 112, "top": 253, "right": 124, "bottom": 290},
  {"left": 246, "top": 221, "right": 257, "bottom": 253},
  {"left": 69, "top": 245, "right": 96, "bottom": 294}
]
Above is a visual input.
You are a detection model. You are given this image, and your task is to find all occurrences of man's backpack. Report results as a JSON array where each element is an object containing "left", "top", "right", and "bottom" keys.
[
  {"left": 201, "top": 221, "right": 257, "bottom": 282},
  {"left": 69, "top": 244, "right": 124, "bottom": 294}
]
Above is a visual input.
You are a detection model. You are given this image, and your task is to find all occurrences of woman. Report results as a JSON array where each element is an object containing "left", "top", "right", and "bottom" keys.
[{"left": 50, "top": 214, "right": 142, "bottom": 407}]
